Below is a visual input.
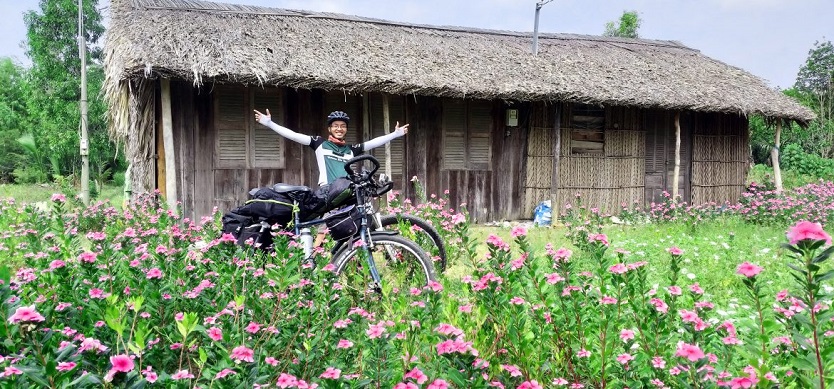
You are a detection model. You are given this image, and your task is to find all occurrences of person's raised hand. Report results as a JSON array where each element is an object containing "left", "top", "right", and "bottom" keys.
[
  {"left": 254, "top": 109, "right": 272, "bottom": 124},
  {"left": 395, "top": 121, "right": 410, "bottom": 135}
]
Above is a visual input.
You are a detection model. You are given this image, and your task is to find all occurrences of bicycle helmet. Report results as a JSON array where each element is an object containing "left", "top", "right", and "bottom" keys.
[{"left": 327, "top": 111, "right": 350, "bottom": 125}]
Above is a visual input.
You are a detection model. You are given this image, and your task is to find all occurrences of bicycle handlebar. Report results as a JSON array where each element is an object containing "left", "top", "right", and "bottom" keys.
[{"left": 343, "top": 155, "right": 380, "bottom": 180}]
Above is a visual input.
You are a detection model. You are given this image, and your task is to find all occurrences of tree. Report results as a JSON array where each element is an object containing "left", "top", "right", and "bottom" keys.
[
  {"left": 0, "top": 58, "right": 31, "bottom": 183},
  {"left": 794, "top": 39, "right": 834, "bottom": 158},
  {"left": 603, "top": 10, "right": 641, "bottom": 39},
  {"left": 22, "top": 0, "right": 117, "bottom": 184}
]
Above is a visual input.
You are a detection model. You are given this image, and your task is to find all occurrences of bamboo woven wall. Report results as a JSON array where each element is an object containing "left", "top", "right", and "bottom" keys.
[
  {"left": 523, "top": 103, "right": 556, "bottom": 214},
  {"left": 691, "top": 112, "right": 749, "bottom": 204},
  {"left": 556, "top": 106, "right": 645, "bottom": 214}
]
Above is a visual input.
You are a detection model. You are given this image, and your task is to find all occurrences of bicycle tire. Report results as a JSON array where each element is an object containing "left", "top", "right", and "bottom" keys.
[
  {"left": 330, "top": 234, "right": 437, "bottom": 293},
  {"left": 377, "top": 214, "right": 448, "bottom": 273}
]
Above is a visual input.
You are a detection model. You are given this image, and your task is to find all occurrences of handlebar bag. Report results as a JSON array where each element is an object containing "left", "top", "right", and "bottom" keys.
[
  {"left": 325, "top": 204, "right": 362, "bottom": 241},
  {"left": 315, "top": 177, "right": 356, "bottom": 212}
]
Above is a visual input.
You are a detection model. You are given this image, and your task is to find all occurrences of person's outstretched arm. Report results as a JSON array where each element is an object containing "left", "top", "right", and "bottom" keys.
[
  {"left": 254, "top": 109, "right": 312, "bottom": 145},
  {"left": 362, "top": 122, "right": 410, "bottom": 151}
]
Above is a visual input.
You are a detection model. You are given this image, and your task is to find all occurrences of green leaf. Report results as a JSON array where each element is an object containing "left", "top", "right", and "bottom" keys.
[{"left": 18, "top": 366, "right": 51, "bottom": 388}]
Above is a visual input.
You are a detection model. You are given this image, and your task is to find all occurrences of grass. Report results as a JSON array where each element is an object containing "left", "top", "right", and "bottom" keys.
[
  {"left": 443, "top": 217, "right": 800, "bottom": 308},
  {"left": 0, "top": 183, "right": 124, "bottom": 207}
]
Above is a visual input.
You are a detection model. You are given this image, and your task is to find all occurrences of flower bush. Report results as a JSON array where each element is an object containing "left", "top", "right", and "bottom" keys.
[{"left": 0, "top": 192, "right": 832, "bottom": 387}]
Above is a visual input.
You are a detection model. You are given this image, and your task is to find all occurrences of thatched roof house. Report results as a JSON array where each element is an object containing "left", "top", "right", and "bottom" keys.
[{"left": 104, "top": 0, "right": 814, "bottom": 222}]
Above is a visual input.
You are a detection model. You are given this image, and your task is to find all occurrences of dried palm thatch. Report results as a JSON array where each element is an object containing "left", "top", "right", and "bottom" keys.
[{"left": 104, "top": 0, "right": 814, "bottom": 130}]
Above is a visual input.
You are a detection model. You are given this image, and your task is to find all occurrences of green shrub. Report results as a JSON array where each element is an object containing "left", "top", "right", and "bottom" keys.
[{"left": 781, "top": 143, "right": 834, "bottom": 179}]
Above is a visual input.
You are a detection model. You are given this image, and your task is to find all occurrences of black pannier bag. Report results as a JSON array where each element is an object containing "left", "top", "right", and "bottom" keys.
[
  {"left": 315, "top": 177, "right": 356, "bottom": 212},
  {"left": 221, "top": 212, "right": 253, "bottom": 236},
  {"left": 231, "top": 188, "right": 297, "bottom": 227},
  {"left": 236, "top": 223, "right": 273, "bottom": 249},
  {"left": 325, "top": 205, "right": 363, "bottom": 241}
]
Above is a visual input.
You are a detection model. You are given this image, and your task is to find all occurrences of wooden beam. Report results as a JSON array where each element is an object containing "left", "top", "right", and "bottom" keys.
[
  {"left": 672, "top": 112, "right": 681, "bottom": 199},
  {"left": 772, "top": 119, "right": 783, "bottom": 192},
  {"left": 551, "top": 103, "right": 561, "bottom": 218},
  {"left": 382, "top": 93, "right": 392, "bottom": 179},
  {"left": 160, "top": 78, "right": 178, "bottom": 210},
  {"left": 362, "top": 93, "right": 371, "bottom": 141}
]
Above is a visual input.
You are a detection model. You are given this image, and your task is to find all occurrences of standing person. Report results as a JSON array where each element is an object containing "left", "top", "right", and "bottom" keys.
[
  {"left": 253, "top": 109, "right": 409, "bottom": 187},
  {"left": 253, "top": 108, "right": 409, "bottom": 249}
]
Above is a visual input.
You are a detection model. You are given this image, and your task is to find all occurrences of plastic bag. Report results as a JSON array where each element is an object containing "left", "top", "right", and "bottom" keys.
[{"left": 532, "top": 200, "right": 552, "bottom": 226}]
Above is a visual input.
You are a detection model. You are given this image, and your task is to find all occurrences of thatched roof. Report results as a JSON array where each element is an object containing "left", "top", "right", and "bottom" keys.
[{"left": 104, "top": 0, "right": 815, "bottom": 122}]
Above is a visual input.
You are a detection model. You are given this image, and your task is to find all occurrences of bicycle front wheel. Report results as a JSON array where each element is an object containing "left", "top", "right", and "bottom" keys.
[
  {"left": 377, "top": 214, "right": 447, "bottom": 273},
  {"left": 330, "top": 234, "right": 437, "bottom": 295}
]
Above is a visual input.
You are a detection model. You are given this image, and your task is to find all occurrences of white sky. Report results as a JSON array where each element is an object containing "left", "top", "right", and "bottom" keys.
[{"left": 1, "top": 0, "right": 832, "bottom": 89}]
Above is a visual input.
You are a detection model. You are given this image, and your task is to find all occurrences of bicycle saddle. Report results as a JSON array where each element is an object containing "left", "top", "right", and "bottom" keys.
[{"left": 272, "top": 183, "right": 311, "bottom": 193}]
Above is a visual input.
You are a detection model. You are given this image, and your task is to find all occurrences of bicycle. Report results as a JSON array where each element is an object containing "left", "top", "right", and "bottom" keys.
[
  {"left": 238, "top": 155, "right": 438, "bottom": 294},
  {"left": 332, "top": 173, "right": 448, "bottom": 273}
]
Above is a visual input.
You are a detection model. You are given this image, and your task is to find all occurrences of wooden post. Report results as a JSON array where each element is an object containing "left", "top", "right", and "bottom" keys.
[
  {"left": 672, "top": 112, "right": 681, "bottom": 199},
  {"left": 772, "top": 119, "right": 783, "bottom": 193},
  {"left": 551, "top": 104, "right": 561, "bottom": 222},
  {"left": 382, "top": 93, "right": 392, "bottom": 179},
  {"left": 362, "top": 94, "right": 371, "bottom": 141},
  {"left": 160, "top": 78, "right": 178, "bottom": 210}
]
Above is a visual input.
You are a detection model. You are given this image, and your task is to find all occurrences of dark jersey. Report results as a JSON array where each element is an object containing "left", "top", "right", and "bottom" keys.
[{"left": 309, "top": 136, "right": 364, "bottom": 186}]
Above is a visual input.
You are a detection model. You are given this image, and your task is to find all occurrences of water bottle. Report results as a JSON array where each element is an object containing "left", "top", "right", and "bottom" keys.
[{"left": 300, "top": 227, "right": 314, "bottom": 259}]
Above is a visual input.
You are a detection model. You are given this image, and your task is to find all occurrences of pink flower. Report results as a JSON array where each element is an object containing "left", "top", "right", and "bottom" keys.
[
  {"left": 404, "top": 367, "right": 428, "bottom": 384},
  {"left": 787, "top": 221, "right": 832, "bottom": 245},
  {"left": 230, "top": 345, "right": 255, "bottom": 363},
  {"left": 608, "top": 263, "right": 628, "bottom": 274},
  {"left": 510, "top": 225, "right": 527, "bottom": 238},
  {"left": 146, "top": 268, "right": 163, "bottom": 279},
  {"left": 171, "top": 370, "right": 194, "bottom": 380},
  {"left": 427, "top": 379, "right": 450, "bottom": 389},
  {"left": 276, "top": 373, "right": 299, "bottom": 388},
  {"left": 245, "top": 321, "right": 261, "bottom": 334},
  {"left": 366, "top": 323, "right": 387, "bottom": 339},
  {"left": 56, "top": 362, "right": 76, "bottom": 372},
  {"left": 616, "top": 353, "right": 634, "bottom": 364},
  {"left": 651, "top": 298, "right": 668, "bottom": 313},
  {"left": 620, "top": 329, "right": 635, "bottom": 341},
  {"left": 736, "top": 262, "right": 763, "bottom": 278},
  {"left": 320, "top": 367, "right": 341, "bottom": 379},
  {"left": 207, "top": 327, "right": 223, "bottom": 341},
  {"left": 668, "top": 247, "right": 684, "bottom": 256},
  {"left": 89, "top": 288, "right": 105, "bottom": 299},
  {"left": 265, "top": 357, "right": 279, "bottom": 366},
  {"left": 337, "top": 339, "right": 354, "bottom": 349},
  {"left": 78, "top": 252, "right": 97, "bottom": 263},
  {"left": 426, "top": 280, "right": 443, "bottom": 292},
  {"left": 518, "top": 380, "right": 543, "bottom": 389},
  {"left": 215, "top": 369, "right": 237, "bottom": 379},
  {"left": 8, "top": 305, "right": 45, "bottom": 324},
  {"left": 509, "top": 297, "right": 525, "bottom": 305},
  {"left": 652, "top": 356, "right": 666, "bottom": 369},
  {"left": 675, "top": 342, "right": 705, "bottom": 362},
  {"left": 729, "top": 376, "right": 758, "bottom": 388},
  {"left": 110, "top": 354, "right": 134, "bottom": 373},
  {"left": 576, "top": 349, "right": 591, "bottom": 358},
  {"left": 600, "top": 296, "right": 618, "bottom": 304},
  {"left": 394, "top": 383, "right": 419, "bottom": 389},
  {"left": 51, "top": 193, "right": 66, "bottom": 202},
  {"left": 667, "top": 286, "right": 682, "bottom": 296},
  {"left": 501, "top": 364, "right": 522, "bottom": 377}
]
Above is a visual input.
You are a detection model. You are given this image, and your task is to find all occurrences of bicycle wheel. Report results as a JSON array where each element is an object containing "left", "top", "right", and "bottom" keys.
[
  {"left": 330, "top": 234, "right": 437, "bottom": 296},
  {"left": 377, "top": 214, "right": 447, "bottom": 273}
]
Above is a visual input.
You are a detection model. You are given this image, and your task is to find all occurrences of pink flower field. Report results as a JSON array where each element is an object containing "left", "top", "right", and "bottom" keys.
[{"left": 0, "top": 185, "right": 832, "bottom": 388}]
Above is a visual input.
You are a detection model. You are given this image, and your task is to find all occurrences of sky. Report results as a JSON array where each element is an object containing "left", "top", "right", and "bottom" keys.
[{"left": 1, "top": 0, "right": 831, "bottom": 90}]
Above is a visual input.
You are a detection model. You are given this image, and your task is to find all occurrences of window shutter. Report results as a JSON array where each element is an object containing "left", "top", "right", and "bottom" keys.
[
  {"left": 370, "top": 94, "right": 405, "bottom": 174},
  {"left": 571, "top": 104, "right": 605, "bottom": 155},
  {"left": 468, "top": 101, "right": 492, "bottom": 170},
  {"left": 215, "top": 88, "right": 247, "bottom": 168},
  {"left": 443, "top": 99, "right": 466, "bottom": 169},
  {"left": 325, "top": 92, "right": 361, "bottom": 145},
  {"left": 252, "top": 88, "right": 285, "bottom": 168}
]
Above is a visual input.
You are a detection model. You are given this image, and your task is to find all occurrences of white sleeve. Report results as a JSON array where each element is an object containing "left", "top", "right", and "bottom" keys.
[
  {"left": 259, "top": 119, "right": 312, "bottom": 146},
  {"left": 362, "top": 127, "right": 405, "bottom": 151}
]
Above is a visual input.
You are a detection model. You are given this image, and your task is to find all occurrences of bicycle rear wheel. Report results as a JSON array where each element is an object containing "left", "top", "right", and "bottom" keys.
[
  {"left": 377, "top": 214, "right": 447, "bottom": 273},
  {"left": 330, "top": 234, "right": 437, "bottom": 296}
]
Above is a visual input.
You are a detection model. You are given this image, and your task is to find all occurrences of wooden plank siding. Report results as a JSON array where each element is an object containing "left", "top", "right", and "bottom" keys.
[{"left": 161, "top": 81, "right": 749, "bottom": 223}]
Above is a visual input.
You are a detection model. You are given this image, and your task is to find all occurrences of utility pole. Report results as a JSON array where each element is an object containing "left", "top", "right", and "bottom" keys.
[
  {"left": 78, "top": 0, "right": 90, "bottom": 205},
  {"left": 532, "top": 0, "right": 554, "bottom": 56}
]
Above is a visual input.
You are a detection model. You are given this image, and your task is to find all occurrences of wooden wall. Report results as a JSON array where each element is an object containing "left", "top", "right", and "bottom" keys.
[{"left": 159, "top": 80, "right": 749, "bottom": 223}]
